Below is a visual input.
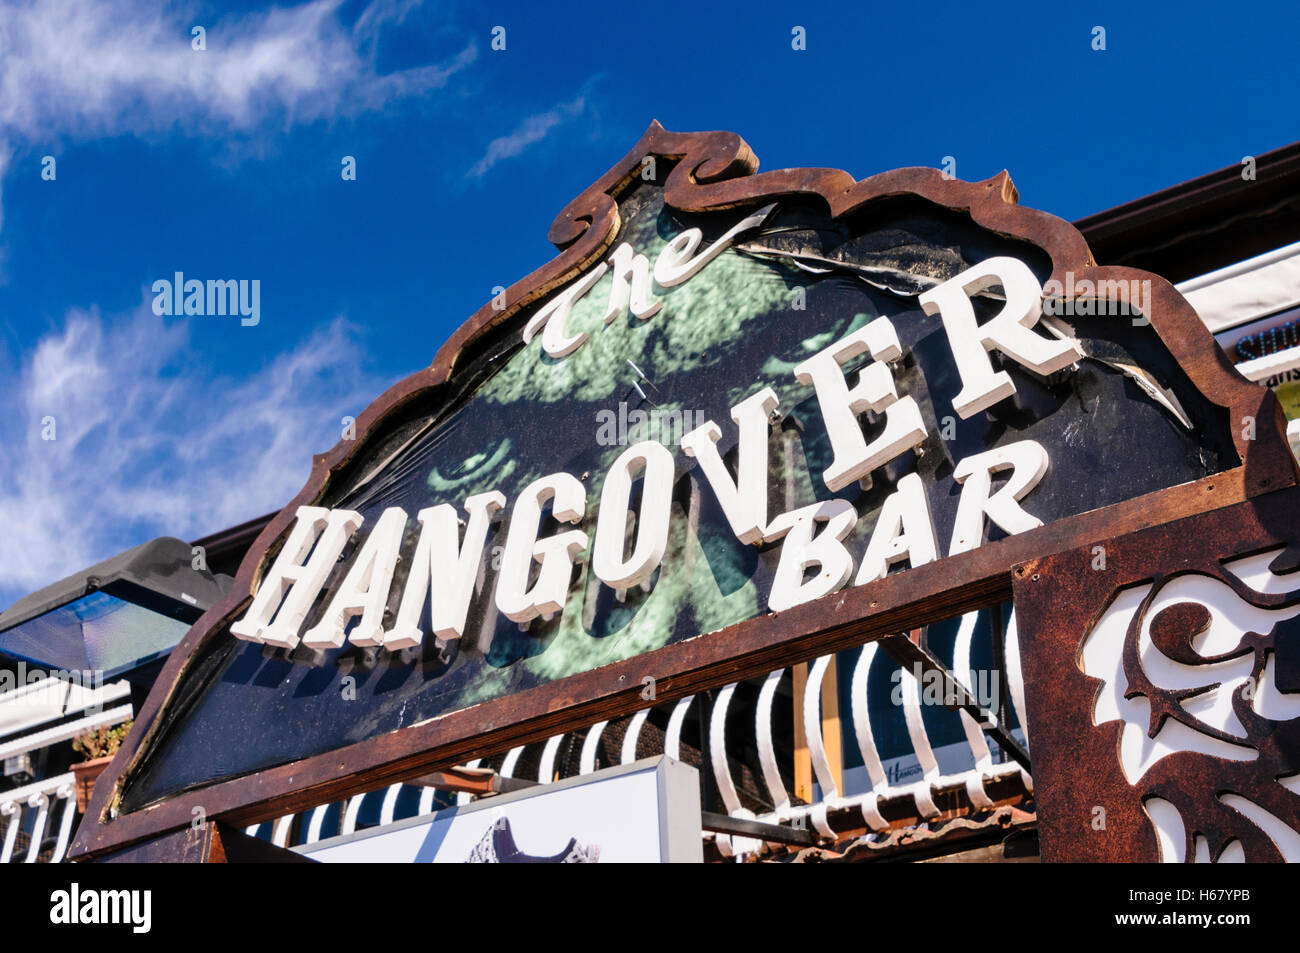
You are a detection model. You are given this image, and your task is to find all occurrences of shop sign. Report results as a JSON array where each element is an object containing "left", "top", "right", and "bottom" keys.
[{"left": 71, "top": 124, "right": 1294, "bottom": 860}]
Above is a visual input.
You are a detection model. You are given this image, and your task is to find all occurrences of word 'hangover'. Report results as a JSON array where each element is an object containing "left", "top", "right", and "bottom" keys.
[{"left": 234, "top": 255, "right": 1081, "bottom": 653}]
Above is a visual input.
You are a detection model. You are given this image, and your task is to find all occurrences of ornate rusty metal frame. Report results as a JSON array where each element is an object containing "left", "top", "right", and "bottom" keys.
[
  {"left": 70, "top": 122, "right": 1298, "bottom": 860},
  {"left": 1014, "top": 486, "right": 1300, "bottom": 862}
]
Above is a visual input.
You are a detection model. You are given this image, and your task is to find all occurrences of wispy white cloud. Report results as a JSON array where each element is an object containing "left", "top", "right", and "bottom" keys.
[
  {"left": 0, "top": 303, "right": 384, "bottom": 606},
  {"left": 353, "top": 0, "right": 425, "bottom": 51},
  {"left": 0, "top": 0, "right": 476, "bottom": 226},
  {"left": 468, "top": 95, "right": 587, "bottom": 179},
  {"left": 0, "top": 141, "right": 11, "bottom": 235},
  {"left": 0, "top": 0, "right": 477, "bottom": 604}
]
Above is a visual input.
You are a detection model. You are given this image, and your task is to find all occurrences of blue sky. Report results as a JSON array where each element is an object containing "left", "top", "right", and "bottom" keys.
[{"left": 0, "top": 0, "right": 1296, "bottom": 605}]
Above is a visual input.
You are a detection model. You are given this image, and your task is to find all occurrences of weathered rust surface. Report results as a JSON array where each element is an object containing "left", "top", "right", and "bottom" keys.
[
  {"left": 90, "top": 821, "right": 312, "bottom": 863},
  {"left": 835, "top": 805, "right": 1038, "bottom": 863},
  {"left": 778, "top": 805, "right": 1037, "bottom": 863},
  {"left": 71, "top": 123, "right": 1298, "bottom": 861},
  {"left": 91, "top": 824, "right": 214, "bottom": 863},
  {"left": 1014, "top": 485, "right": 1300, "bottom": 862}
]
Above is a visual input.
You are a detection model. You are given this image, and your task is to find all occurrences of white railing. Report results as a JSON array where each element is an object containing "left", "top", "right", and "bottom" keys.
[
  {"left": 0, "top": 678, "right": 135, "bottom": 863},
  {"left": 0, "top": 701, "right": 134, "bottom": 765},
  {"left": 701, "top": 609, "right": 1032, "bottom": 858},
  {"left": 0, "top": 772, "right": 78, "bottom": 863},
  {"left": 0, "top": 615, "right": 1027, "bottom": 861},
  {"left": 251, "top": 608, "right": 1032, "bottom": 859}
]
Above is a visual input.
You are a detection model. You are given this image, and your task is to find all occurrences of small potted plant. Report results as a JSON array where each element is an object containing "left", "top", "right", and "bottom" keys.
[{"left": 71, "top": 720, "right": 133, "bottom": 814}]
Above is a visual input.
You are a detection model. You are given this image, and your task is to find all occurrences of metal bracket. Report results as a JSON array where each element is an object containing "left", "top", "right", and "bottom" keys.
[
  {"left": 407, "top": 766, "right": 538, "bottom": 797},
  {"left": 881, "top": 635, "right": 1031, "bottom": 772},
  {"left": 701, "top": 811, "right": 820, "bottom": 847}
]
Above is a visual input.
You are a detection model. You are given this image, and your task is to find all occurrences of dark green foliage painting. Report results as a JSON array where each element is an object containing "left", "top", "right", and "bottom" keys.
[{"left": 121, "top": 167, "right": 1234, "bottom": 809}]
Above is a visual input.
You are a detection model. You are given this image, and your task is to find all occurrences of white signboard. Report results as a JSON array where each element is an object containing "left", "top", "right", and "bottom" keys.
[{"left": 296, "top": 756, "right": 702, "bottom": 863}]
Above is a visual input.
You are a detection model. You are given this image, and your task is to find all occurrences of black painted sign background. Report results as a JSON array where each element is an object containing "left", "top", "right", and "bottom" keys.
[{"left": 121, "top": 172, "right": 1235, "bottom": 811}]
